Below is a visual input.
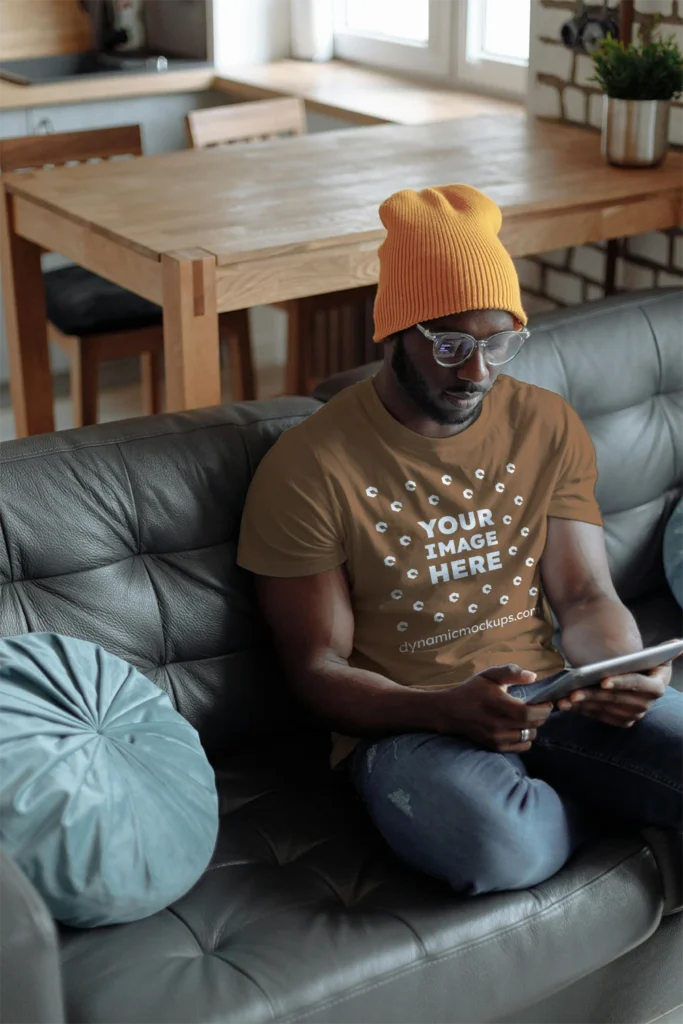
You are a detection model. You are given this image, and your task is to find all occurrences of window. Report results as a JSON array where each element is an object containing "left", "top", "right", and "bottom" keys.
[
  {"left": 333, "top": 0, "right": 530, "bottom": 97},
  {"left": 334, "top": 0, "right": 453, "bottom": 78},
  {"left": 459, "top": 0, "right": 530, "bottom": 94}
]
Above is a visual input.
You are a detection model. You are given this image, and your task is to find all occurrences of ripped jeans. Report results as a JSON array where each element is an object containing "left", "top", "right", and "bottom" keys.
[{"left": 348, "top": 681, "right": 683, "bottom": 895}]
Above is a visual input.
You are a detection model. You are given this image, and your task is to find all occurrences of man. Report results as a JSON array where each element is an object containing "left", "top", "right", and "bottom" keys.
[{"left": 238, "top": 184, "right": 682, "bottom": 895}]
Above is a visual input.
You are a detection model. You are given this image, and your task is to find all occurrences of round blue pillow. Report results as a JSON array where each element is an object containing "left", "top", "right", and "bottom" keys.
[
  {"left": 664, "top": 499, "right": 683, "bottom": 609},
  {"left": 0, "top": 633, "right": 219, "bottom": 928}
]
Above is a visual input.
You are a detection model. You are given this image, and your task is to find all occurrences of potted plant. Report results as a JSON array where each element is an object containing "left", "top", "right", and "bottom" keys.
[{"left": 591, "top": 24, "right": 683, "bottom": 167}]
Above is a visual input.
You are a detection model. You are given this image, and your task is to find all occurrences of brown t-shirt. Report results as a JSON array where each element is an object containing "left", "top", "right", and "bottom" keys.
[{"left": 238, "top": 375, "right": 603, "bottom": 766}]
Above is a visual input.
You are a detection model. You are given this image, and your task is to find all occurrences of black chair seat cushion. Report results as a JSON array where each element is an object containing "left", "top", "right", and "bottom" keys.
[
  {"left": 57, "top": 742, "right": 664, "bottom": 1024},
  {"left": 44, "top": 267, "right": 161, "bottom": 338}
]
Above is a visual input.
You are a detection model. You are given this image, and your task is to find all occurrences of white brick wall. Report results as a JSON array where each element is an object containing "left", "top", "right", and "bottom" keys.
[
  {"left": 628, "top": 232, "right": 671, "bottom": 264},
  {"left": 659, "top": 271, "right": 683, "bottom": 287},
  {"left": 670, "top": 105, "right": 683, "bottom": 146},
  {"left": 534, "top": 3, "right": 574, "bottom": 39},
  {"left": 563, "top": 86, "right": 586, "bottom": 122},
  {"left": 572, "top": 246, "right": 607, "bottom": 281},
  {"left": 588, "top": 92, "right": 603, "bottom": 128},
  {"left": 527, "top": 0, "right": 683, "bottom": 309},
  {"left": 536, "top": 44, "right": 573, "bottom": 79},
  {"left": 617, "top": 263, "right": 657, "bottom": 290},
  {"left": 535, "top": 83, "right": 562, "bottom": 118},
  {"left": 574, "top": 54, "right": 595, "bottom": 88},
  {"left": 522, "top": 293, "right": 557, "bottom": 315},
  {"left": 546, "top": 267, "right": 585, "bottom": 304},
  {"left": 540, "top": 248, "right": 571, "bottom": 268},
  {"left": 514, "top": 258, "right": 543, "bottom": 291}
]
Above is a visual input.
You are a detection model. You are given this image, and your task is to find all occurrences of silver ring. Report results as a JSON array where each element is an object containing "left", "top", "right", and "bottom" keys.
[{"left": 520, "top": 728, "right": 532, "bottom": 743}]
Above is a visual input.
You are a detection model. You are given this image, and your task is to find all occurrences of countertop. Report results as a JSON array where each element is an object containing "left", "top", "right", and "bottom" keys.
[
  {"left": 212, "top": 60, "right": 521, "bottom": 126},
  {"left": 0, "top": 58, "right": 520, "bottom": 126},
  {"left": 0, "top": 65, "right": 216, "bottom": 110}
]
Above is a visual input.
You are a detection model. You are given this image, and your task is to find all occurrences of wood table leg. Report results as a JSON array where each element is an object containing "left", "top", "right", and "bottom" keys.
[
  {"left": 284, "top": 297, "right": 314, "bottom": 396},
  {"left": 70, "top": 338, "right": 99, "bottom": 427},
  {"left": 161, "top": 250, "right": 221, "bottom": 411},
  {"left": 0, "top": 186, "right": 53, "bottom": 437},
  {"left": 140, "top": 351, "right": 164, "bottom": 415},
  {"left": 605, "top": 239, "right": 620, "bottom": 295}
]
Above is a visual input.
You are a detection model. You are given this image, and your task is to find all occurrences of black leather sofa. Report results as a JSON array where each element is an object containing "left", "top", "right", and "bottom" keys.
[{"left": 0, "top": 290, "right": 681, "bottom": 1024}]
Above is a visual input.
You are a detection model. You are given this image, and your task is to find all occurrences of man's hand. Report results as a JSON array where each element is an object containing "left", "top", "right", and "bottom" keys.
[
  {"left": 557, "top": 663, "right": 672, "bottom": 727},
  {"left": 434, "top": 664, "right": 553, "bottom": 752}
]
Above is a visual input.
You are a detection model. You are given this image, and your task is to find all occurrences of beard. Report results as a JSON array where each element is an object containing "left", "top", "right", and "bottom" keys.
[{"left": 391, "top": 334, "right": 489, "bottom": 426}]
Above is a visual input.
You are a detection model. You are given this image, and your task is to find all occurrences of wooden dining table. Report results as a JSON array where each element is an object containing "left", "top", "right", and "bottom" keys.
[{"left": 2, "top": 112, "right": 682, "bottom": 436}]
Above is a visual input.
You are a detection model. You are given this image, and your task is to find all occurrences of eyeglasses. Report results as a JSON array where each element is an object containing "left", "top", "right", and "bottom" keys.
[{"left": 416, "top": 322, "right": 530, "bottom": 368}]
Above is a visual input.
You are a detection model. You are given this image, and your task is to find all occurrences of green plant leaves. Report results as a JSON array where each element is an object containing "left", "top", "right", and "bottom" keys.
[{"left": 590, "top": 33, "right": 683, "bottom": 100}]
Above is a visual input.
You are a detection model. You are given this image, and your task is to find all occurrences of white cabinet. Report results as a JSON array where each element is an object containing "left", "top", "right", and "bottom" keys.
[
  {"left": 27, "top": 89, "right": 226, "bottom": 154},
  {"left": 0, "top": 109, "right": 30, "bottom": 139}
]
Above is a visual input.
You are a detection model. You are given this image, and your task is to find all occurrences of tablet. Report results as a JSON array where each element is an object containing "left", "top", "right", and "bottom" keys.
[{"left": 525, "top": 638, "right": 683, "bottom": 705}]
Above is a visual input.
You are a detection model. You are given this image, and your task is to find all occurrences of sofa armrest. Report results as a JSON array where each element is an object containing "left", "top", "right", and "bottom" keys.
[
  {"left": 0, "top": 847, "right": 65, "bottom": 1024},
  {"left": 311, "top": 360, "right": 382, "bottom": 402}
]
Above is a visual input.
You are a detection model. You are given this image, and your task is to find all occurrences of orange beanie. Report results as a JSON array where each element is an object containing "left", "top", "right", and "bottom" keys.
[{"left": 373, "top": 184, "right": 526, "bottom": 342}]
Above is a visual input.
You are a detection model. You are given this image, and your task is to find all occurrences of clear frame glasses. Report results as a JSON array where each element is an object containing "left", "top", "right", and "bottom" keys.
[{"left": 416, "top": 322, "right": 530, "bottom": 368}]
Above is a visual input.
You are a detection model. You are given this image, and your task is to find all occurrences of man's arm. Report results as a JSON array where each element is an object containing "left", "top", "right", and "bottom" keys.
[
  {"left": 540, "top": 517, "right": 670, "bottom": 724},
  {"left": 541, "top": 517, "right": 642, "bottom": 664},
  {"left": 254, "top": 567, "right": 443, "bottom": 735},
  {"left": 254, "top": 569, "right": 552, "bottom": 751}
]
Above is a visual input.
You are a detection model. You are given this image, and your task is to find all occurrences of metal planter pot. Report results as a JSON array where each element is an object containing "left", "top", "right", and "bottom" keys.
[{"left": 601, "top": 97, "right": 671, "bottom": 167}]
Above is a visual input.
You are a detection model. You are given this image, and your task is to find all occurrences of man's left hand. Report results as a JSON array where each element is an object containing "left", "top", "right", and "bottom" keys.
[{"left": 557, "top": 663, "right": 672, "bottom": 727}]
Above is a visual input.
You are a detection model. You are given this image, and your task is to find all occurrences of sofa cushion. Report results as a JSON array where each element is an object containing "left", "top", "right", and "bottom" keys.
[
  {"left": 627, "top": 588, "right": 683, "bottom": 692},
  {"left": 44, "top": 267, "right": 161, "bottom": 337},
  {"left": 0, "top": 400, "right": 322, "bottom": 764},
  {"left": 663, "top": 499, "right": 683, "bottom": 607},
  {"left": 507, "top": 291, "right": 682, "bottom": 603},
  {"left": 0, "top": 632, "right": 218, "bottom": 928},
  {"left": 56, "top": 741, "right": 664, "bottom": 1024}
]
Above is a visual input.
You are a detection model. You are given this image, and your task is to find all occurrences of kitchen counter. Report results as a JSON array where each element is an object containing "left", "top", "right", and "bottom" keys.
[
  {"left": 0, "top": 59, "right": 520, "bottom": 126},
  {"left": 212, "top": 59, "right": 521, "bottom": 126},
  {"left": 0, "top": 65, "right": 216, "bottom": 110}
]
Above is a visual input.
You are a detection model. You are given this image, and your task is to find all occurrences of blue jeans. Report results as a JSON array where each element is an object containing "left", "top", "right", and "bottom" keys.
[{"left": 349, "top": 681, "right": 683, "bottom": 895}]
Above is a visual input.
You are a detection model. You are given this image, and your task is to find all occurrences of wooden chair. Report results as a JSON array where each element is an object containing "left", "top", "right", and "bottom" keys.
[
  {"left": 0, "top": 126, "right": 165, "bottom": 426},
  {"left": 186, "top": 99, "right": 377, "bottom": 396}
]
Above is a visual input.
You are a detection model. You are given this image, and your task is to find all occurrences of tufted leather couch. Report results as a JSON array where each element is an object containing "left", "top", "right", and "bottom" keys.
[{"left": 1, "top": 290, "right": 681, "bottom": 1024}]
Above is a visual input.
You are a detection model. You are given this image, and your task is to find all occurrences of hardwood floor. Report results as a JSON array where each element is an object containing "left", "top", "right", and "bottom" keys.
[{"left": 0, "top": 359, "right": 286, "bottom": 442}]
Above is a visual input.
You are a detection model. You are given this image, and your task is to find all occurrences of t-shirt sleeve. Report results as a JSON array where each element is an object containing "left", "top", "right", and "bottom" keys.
[
  {"left": 548, "top": 400, "right": 603, "bottom": 526},
  {"left": 237, "top": 429, "right": 345, "bottom": 577}
]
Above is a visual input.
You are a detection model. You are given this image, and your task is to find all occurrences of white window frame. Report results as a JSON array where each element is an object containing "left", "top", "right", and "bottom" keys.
[
  {"left": 456, "top": 0, "right": 528, "bottom": 97},
  {"left": 332, "top": 0, "right": 529, "bottom": 99},
  {"left": 333, "top": 0, "right": 453, "bottom": 81}
]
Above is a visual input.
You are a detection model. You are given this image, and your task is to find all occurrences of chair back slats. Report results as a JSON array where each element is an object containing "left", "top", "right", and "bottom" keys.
[
  {"left": 186, "top": 98, "right": 307, "bottom": 149},
  {"left": 0, "top": 125, "right": 143, "bottom": 173}
]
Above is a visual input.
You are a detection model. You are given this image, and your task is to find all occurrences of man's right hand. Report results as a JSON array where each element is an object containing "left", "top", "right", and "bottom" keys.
[{"left": 432, "top": 664, "right": 553, "bottom": 752}]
